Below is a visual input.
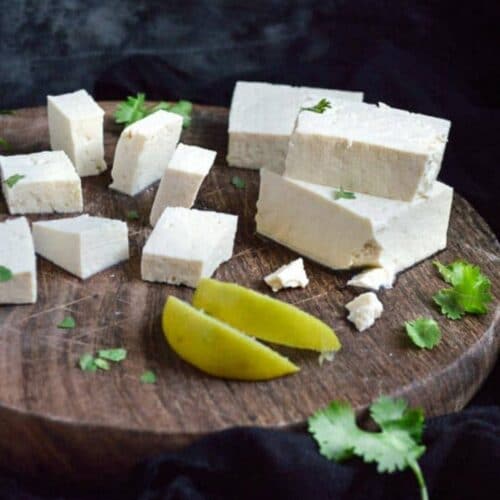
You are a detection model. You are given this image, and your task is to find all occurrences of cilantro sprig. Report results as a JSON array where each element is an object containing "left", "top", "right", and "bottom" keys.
[
  {"left": 333, "top": 187, "right": 356, "bottom": 200},
  {"left": 114, "top": 93, "right": 192, "bottom": 128},
  {"left": 301, "top": 98, "right": 332, "bottom": 114},
  {"left": 309, "top": 396, "right": 428, "bottom": 500},
  {"left": 405, "top": 318, "right": 441, "bottom": 349},
  {"left": 433, "top": 260, "right": 492, "bottom": 319}
]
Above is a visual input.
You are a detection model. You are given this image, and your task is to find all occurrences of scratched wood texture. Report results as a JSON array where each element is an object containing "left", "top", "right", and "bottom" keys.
[{"left": 0, "top": 103, "right": 498, "bottom": 481}]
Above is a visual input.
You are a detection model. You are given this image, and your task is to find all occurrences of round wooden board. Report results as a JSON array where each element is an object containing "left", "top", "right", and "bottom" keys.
[{"left": 0, "top": 103, "right": 498, "bottom": 481}]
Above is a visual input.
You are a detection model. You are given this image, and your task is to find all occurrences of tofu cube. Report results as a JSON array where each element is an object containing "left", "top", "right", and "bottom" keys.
[
  {"left": 149, "top": 143, "right": 216, "bottom": 226},
  {"left": 0, "top": 217, "right": 37, "bottom": 304},
  {"left": 346, "top": 292, "right": 384, "bottom": 332},
  {"left": 285, "top": 101, "right": 451, "bottom": 201},
  {"left": 141, "top": 207, "right": 238, "bottom": 288},
  {"left": 110, "top": 110, "right": 183, "bottom": 196},
  {"left": 32, "top": 215, "right": 129, "bottom": 279},
  {"left": 0, "top": 151, "right": 83, "bottom": 214},
  {"left": 47, "top": 89, "right": 107, "bottom": 177},
  {"left": 227, "top": 81, "right": 364, "bottom": 173}
]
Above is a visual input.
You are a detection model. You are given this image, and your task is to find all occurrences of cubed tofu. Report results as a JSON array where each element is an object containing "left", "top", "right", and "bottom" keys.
[
  {"left": 141, "top": 207, "right": 238, "bottom": 288},
  {"left": 149, "top": 143, "right": 216, "bottom": 226},
  {"left": 0, "top": 151, "right": 83, "bottom": 214},
  {"left": 0, "top": 217, "right": 37, "bottom": 304},
  {"left": 255, "top": 169, "right": 453, "bottom": 274},
  {"left": 285, "top": 101, "right": 451, "bottom": 201},
  {"left": 264, "top": 258, "right": 309, "bottom": 292},
  {"left": 110, "top": 110, "right": 183, "bottom": 196},
  {"left": 47, "top": 89, "right": 107, "bottom": 177},
  {"left": 345, "top": 292, "right": 383, "bottom": 332},
  {"left": 32, "top": 215, "right": 129, "bottom": 279},
  {"left": 227, "top": 81, "right": 364, "bottom": 173}
]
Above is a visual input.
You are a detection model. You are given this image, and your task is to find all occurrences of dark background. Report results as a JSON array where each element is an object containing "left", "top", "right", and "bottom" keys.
[{"left": 0, "top": 1, "right": 499, "bottom": 499}]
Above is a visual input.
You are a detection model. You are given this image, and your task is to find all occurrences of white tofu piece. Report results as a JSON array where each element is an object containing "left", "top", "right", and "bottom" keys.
[
  {"left": 0, "top": 217, "right": 37, "bottom": 304},
  {"left": 227, "top": 81, "right": 364, "bottom": 173},
  {"left": 345, "top": 292, "right": 383, "bottom": 332},
  {"left": 347, "top": 266, "right": 396, "bottom": 291},
  {"left": 0, "top": 151, "right": 83, "bottom": 214},
  {"left": 285, "top": 101, "right": 451, "bottom": 201},
  {"left": 47, "top": 89, "right": 107, "bottom": 177},
  {"left": 32, "top": 215, "right": 129, "bottom": 279},
  {"left": 256, "top": 170, "right": 453, "bottom": 274},
  {"left": 141, "top": 207, "right": 238, "bottom": 288},
  {"left": 110, "top": 110, "right": 183, "bottom": 196},
  {"left": 149, "top": 143, "right": 216, "bottom": 226},
  {"left": 264, "top": 258, "right": 309, "bottom": 292}
]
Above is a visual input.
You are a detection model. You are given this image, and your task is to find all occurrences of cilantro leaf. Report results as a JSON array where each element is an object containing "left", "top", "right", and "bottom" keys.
[
  {"left": 98, "top": 348, "right": 127, "bottom": 362},
  {"left": 3, "top": 174, "right": 25, "bottom": 188},
  {"left": 0, "top": 266, "right": 13, "bottom": 282},
  {"left": 231, "top": 176, "right": 245, "bottom": 189},
  {"left": 301, "top": 98, "right": 332, "bottom": 114},
  {"left": 0, "top": 137, "right": 10, "bottom": 150},
  {"left": 94, "top": 358, "right": 111, "bottom": 371},
  {"left": 308, "top": 397, "right": 428, "bottom": 500},
  {"left": 126, "top": 210, "right": 140, "bottom": 221},
  {"left": 140, "top": 370, "right": 157, "bottom": 384},
  {"left": 433, "top": 260, "right": 492, "bottom": 319},
  {"left": 333, "top": 187, "right": 356, "bottom": 200},
  {"left": 79, "top": 353, "right": 97, "bottom": 372},
  {"left": 57, "top": 316, "right": 76, "bottom": 329},
  {"left": 405, "top": 318, "right": 441, "bottom": 349}
]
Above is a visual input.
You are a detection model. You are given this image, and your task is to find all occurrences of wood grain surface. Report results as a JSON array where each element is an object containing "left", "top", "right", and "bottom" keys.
[{"left": 0, "top": 103, "right": 498, "bottom": 481}]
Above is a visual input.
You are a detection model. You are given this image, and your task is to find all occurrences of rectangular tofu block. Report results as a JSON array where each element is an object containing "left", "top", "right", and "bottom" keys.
[
  {"left": 48, "top": 89, "right": 107, "bottom": 177},
  {"left": 0, "top": 151, "right": 83, "bottom": 214},
  {"left": 141, "top": 207, "right": 238, "bottom": 288},
  {"left": 285, "top": 101, "right": 451, "bottom": 201},
  {"left": 256, "top": 170, "right": 453, "bottom": 273},
  {"left": 0, "top": 217, "right": 37, "bottom": 304},
  {"left": 110, "top": 110, "right": 183, "bottom": 196},
  {"left": 149, "top": 143, "right": 216, "bottom": 226},
  {"left": 227, "top": 81, "right": 364, "bottom": 173},
  {"left": 32, "top": 215, "right": 129, "bottom": 279}
]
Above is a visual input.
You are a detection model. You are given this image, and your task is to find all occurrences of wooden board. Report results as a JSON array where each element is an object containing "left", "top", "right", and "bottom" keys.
[{"left": 0, "top": 103, "right": 498, "bottom": 481}]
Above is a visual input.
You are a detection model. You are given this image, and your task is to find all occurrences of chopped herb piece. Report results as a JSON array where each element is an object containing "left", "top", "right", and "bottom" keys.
[
  {"left": 126, "top": 210, "right": 140, "bottom": 220},
  {"left": 0, "top": 110, "right": 14, "bottom": 115},
  {"left": 231, "top": 176, "right": 246, "bottom": 189},
  {"left": 98, "top": 348, "right": 127, "bottom": 362},
  {"left": 301, "top": 98, "right": 332, "bottom": 114},
  {"left": 333, "top": 187, "right": 356, "bottom": 200},
  {"left": 140, "top": 370, "right": 157, "bottom": 384},
  {"left": 57, "top": 316, "right": 76, "bottom": 329},
  {"left": 0, "top": 137, "right": 10, "bottom": 150},
  {"left": 405, "top": 318, "right": 441, "bottom": 349},
  {"left": 94, "top": 358, "right": 111, "bottom": 371},
  {"left": 0, "top": 266, "right": 13, "bottom": 282},
  {"left": 79, "top": 353, "right": 97, "bottom": 372},
  {"left": 4, "top": 174, "right": 25, "bottom": 188}
]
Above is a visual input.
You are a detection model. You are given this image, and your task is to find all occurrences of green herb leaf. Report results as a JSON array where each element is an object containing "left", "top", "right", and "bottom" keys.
[
  {"left": 433, "top": 260, "right": 492, "bottom": 319},
  {"left": 126, "top": 210, "right": 140, "bottom": 221},
  {"left": 309, "top": 397, "right": 428, "bottom": 500},
  {"left": 333, "top": 187, "right": 356, "bottom": 200},
  {"left": 79, "top": 353, "right": 97, "bottom": 372},
  {"left": 301, "top": 98, "right": 332, "bottom": 114},
  {"left": 0, "top": 110, "right": 14, "bottom": 115},
  {"left": 3, "top": 174, "right": 25, "bottom": 188},
  {"left": 231, "top": 175, "right": 246, "bottom": 189},
  {"left": 140, "top": 370, "right": 157, "bottom": 384},
  {"left": 405, "top": 318, "right": 441, "bottom": 349},
  {"left": 0, "top": 265, "right": 13, "bottom": 282},
  {"left": 0, "top": 137, "right": 10, "bottom": 150},
  {"left": 98, "top": 348, "right": 127, "bottom": 362},
  {"left": 57, "top": 316, "right": 76, "bottom": 329},
  {"left": 94, "top": 358, "right": 111, "bottom": 371}
]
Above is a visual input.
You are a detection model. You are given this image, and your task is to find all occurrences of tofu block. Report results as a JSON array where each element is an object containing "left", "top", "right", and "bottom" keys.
[
  {"left": 264, "top": 258, "right": 309, "bottom": 292},
  {"left": 346, "top": 292, "right": 383, "bottom": 332},
  {"left": 32, "top": 215, "right": 129, "bottom": 279},
  {"left": 285, "top": 101, "right": 451, "bottom": 201},
  {"left": 47, "top": 89, "right": 107, "bottom": 177},
  {"left": 227, "top": 81, "right": 364, "bottom": 173},
  {"left": 110, "top": 110, "right": 183, "bottom": 196},
  {"left": 0, "top": 217, "right": 37, "bottom": 304},
  {"left": 255, "top": 170, "right": 453, "bottom": 274},
  {"left": 347, "top": 266, "right": 396, "bottom": 291},
  {"left": 141, "top": 207, "right": 238, "bottom": 288},
  {"left": 0, "top": 151, "right": 83, "bottom": 214},
  {"left": 149, "top": 143, "right": 216, "bottom": 226}
]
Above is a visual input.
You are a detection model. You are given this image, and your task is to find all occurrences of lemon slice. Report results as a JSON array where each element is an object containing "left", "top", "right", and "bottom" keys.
[
  {"left": 162, "top": 296, "right": 299, "bottom": 381},
  {"left": 193, "top": 278, "right": 341, "bottom": 352}
]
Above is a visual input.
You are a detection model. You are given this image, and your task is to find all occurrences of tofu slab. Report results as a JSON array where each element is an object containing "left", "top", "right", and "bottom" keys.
[
  {"left": 47, "top": 89, "right": 107, "bottom": 177},
  {"left": 227, "top": 81, "right": 364, "bottom": 173},
  {"left": 255, "top": 170, "right": 453, "bottom": 274},
  {"left": 0, "top": 217, "right": 37, "bottom": 304},
  {"left": 141, "top": 207, "right": 238, "bottom": 288},
  {"left": 285, "top": 101, "right": 451, "bottom": 201},
  {"left": 110, "top": 110, "right": 183, "bottom": 196},
  {"left": 149, "top": 143, "right": 216, "bottom": 226},
  {"left": 32, "top": 215, "right": 129, "bottom": 279},
  {"left": 0, "top": 151, "right": 83, "bottom": 214}
]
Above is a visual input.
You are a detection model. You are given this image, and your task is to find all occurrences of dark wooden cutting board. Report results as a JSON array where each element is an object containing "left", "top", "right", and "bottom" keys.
[{"left": 0, "top": 103, "right": 498, "bottom": 481}]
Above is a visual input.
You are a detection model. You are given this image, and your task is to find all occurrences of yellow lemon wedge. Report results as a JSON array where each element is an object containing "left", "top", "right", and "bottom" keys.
[
  {"left": 162, "top": 296, "right": 299, "bottom": 381},
  {"left": 193, "top": 278, "right": 341, "bottom": 352}
]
